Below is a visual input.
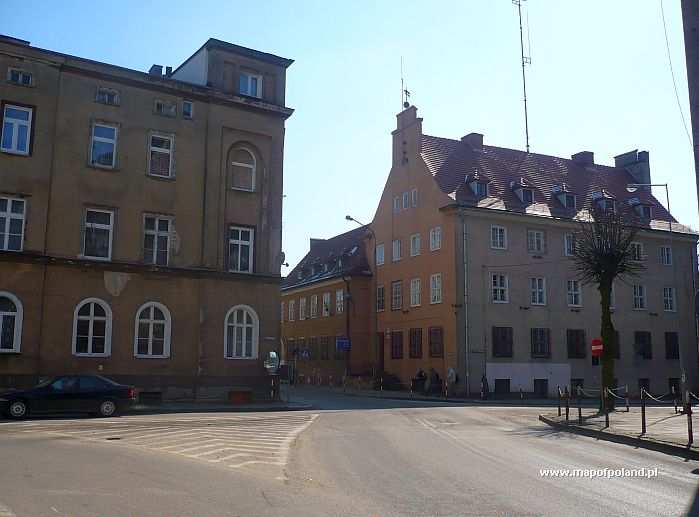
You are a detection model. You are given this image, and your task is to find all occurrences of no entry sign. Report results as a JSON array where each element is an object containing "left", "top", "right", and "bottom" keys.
[{"left": 591, "top": 338, "right": 603, "bottom": 357}]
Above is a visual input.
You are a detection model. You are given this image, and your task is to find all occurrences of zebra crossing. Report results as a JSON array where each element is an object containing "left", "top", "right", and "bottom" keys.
[{"left": 0, "top": 412, "right": 318, "bottom": 471}]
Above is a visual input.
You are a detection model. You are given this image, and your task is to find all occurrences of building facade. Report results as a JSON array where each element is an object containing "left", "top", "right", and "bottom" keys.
[
  {"left": 280, "top": 229, "right": 373, "bottom": 383},
  {"left": 373, "top": 106, "right": 697, "bottom": 397},
  {"left": 0, "top": 35, "right": 293, "bottom": 398}
]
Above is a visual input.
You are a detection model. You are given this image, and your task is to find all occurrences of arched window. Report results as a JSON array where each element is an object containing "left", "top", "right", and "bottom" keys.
[
  {"left": 224, "top": 305, "right": 258, "bottom": 359},
  {"left": 134, "top": 302, "right": 172, "bottom": 358},
  {"left": 72, "top": 298, "right": 112, "bottom": 356},
  {"left": 230, "top": 148, "right": 256, "bottom": 192},
  {"left": 0, "top": 291, "right": 22, "bottom": 353}
]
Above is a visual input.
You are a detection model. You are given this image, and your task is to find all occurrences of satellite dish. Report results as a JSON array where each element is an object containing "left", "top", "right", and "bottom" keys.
[{"left": 264, "top": 351, "right": 280, "bottom": 373}]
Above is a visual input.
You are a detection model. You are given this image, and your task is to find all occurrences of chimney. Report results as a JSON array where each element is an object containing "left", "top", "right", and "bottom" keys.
[
  {"left": 461, "top": 133, "right": 483, "bottom": 150},
  {"left": 309, "top": 238, "right": 325, "bottom": 250},
  {"left": 392, "top": 105, "right": 423, "bottom": 167},
  {"left": 571, "top": 151, "right": 594, "bottom": 167},
  {"left": 165, "top": 66, "right": 173, "bottom": 77},
  {"left": 614, "top": 149, "right": 650, "bottom": 187},
  {"left": 148, "top": 64, "right": 163, "bottom": 76}
]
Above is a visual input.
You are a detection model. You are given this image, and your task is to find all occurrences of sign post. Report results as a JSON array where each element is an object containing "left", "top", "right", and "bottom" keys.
[{"left": 592, "top": 338, "right": 604, "bottom": 411}]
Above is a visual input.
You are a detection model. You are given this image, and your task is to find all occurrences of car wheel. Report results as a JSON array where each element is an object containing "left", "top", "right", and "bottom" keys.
[
  {"left": 9, "top": 400, "right": 28, "bottom": 419},
  {"left": 98, "top": 400, "right": 117, "bottom": 417}
]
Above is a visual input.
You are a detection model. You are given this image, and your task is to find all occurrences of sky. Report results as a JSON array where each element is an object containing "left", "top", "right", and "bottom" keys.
[{"left": 3, "top": 0, "right": 697, "bottom": 274}]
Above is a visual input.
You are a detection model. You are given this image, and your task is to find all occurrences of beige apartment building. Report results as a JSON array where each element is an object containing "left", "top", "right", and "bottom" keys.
[
  {"left": 0, "top": 35, "right": 293, "bottom": 398},
  {"left": 370, "top": 105, "right": 698, "bottom": 397}
]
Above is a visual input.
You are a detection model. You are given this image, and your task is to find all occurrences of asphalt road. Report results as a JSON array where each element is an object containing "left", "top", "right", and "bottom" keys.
[{"left": 0, "top": 387, "right": 697, "bottom": 517}]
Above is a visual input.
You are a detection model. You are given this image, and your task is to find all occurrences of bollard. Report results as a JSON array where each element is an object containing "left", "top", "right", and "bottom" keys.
[
  {"left": 641, "top": 389, "right": 646, "bottom": 435},
  {"left": 444, "top": 380, "right": 448, "bottom": 399},
  {"left": 557, "top": 385, "right": 562, "bottom": 417},
  {"left": 687, "top": 391, "right": 694, "bottom": 446},
  {"left": 604, "top": 388, "right": 610, "bottom": 429},
  {"left": 520, "top": 387, "right": 523, "bottom": 400},
  {"left": 625, "top": 385, "right": 630, "bottom": 413},
  {"left": 380, "top": 376, "right": 383, "bottom": 392},
  {"left": 565, "top": 392, "right": 570, "bottom": 422},
  {"left": 577, "top": 386, "right": 583, "bottom": 424}
]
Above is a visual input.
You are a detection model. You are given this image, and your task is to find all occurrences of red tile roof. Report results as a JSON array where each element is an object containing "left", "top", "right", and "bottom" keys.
[
  {"left": 421, "top": 134, "right": 693, "bottom": 234},
  {"left": 282, "top": 226, "right": 371, "bottom": 290}
]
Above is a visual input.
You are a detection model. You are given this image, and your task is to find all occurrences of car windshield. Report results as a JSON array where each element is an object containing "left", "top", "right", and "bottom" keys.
[{"left": 33, "top": 377, "right": 58, "bottom": 389}]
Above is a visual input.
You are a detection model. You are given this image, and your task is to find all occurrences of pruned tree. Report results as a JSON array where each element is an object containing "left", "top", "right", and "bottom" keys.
[{"left": 572, "top": 204, "right": 645, "bottom": 408}]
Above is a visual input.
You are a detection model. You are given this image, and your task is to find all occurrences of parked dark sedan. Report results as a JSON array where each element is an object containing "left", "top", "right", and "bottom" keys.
[{"left": 0, "top": 375, "right": 137, "bottom": 419}]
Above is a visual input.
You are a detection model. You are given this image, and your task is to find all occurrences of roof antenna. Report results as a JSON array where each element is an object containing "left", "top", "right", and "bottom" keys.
[
  {"left": 513, "top": 0, "right": 531, "bottom": 153},
  {"left": 401, "top": 57, "right": 410, "bottom": 109}
]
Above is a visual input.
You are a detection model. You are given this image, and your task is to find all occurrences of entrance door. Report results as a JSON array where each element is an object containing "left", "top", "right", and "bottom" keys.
[{"left": 534, "top": 378, "right": 549, "bottom": 398}]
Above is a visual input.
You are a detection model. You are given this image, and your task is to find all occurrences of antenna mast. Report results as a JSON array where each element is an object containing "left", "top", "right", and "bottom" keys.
[{"left": 513, "top": 0, "right": 531, "bottom": 153}]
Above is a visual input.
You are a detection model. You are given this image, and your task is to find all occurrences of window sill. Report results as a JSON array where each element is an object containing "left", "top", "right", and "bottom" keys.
[
  {"left": 228, "top": 269, "right": 253, "bottom": 274},
  {"left": 88, "top": 163, "right": 118, "bottom": 172},
  {"left": 530, "top": 303, "right": 547, "bottom": 307},
  {"left": 224, "top": 356, "right": 258, "bottom": 360},
  {"left": 430, "top": 301, "right": 442, "bottom": 305},
  {"left": 134, "top": 354, "right": 171, "bottom": 359},
  {"left": 73, "top": 353, "right": 111, "bottom": 358},
  {"left": 0, "top": 349, "right": 21, "bottom": 354},
  {"left": 492, "top": 300, "right": 509, "bottom": 304},
  {"left": 430, "top": 248, "right": 442, "bottom": 252},
  {"left": 1, "top": 149, "right": 30, "bottom": 157},
  {"left": 230, "top": 187, "right": 256, "bottom": 193},
  {"left": 78, "top": 255, "right": 112, "bottom": 262},
  {"left": 146, "top": 173, "right": 176, "bottom": 182}
]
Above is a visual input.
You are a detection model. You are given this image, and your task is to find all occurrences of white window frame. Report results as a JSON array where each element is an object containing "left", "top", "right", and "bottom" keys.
[
  {"left": 230, "top": 147, "right": 257, "bottom": 192},
  {"left": 410, "top": 278, "right": 421, "bottom": 307},
  {"left": 393, "top": 196, "right": 400, "bottom": 213},
  {"left": 228, "top": 226, "right": 254, "bottom": 273},
  {"left": 633, "top": 284, "right": 646, "bottom": 310},
  {"left": 239, "top": 71, "right": 263, "bottom": 98},
  {"left": 490, "top": 225, "right": 507, "bottom": 250},
  {"left": 527, "top": 229, "right": 545, "bottom": 254},
  {"left": 90, "top": 122, "right": 118, "bottom": 169},
  {"left": 72, "top": 298, "right": 112, "bottom": 357},
  {"left": 663, "top": 287, "right": 676, "bottom": 312},
  {"left": 411, "top": 188, "right": 418, "bottom": 207},
  {"left": 148, "top": 132, "right": 174, "bottom": 178},
  {"left": 143, "top": 214, "right": 172, "bottom": 266},
  {"left": 310, "top": 295, "right": 318, "bottom": 318},
  {"left": 288, "top": 300, "right": 295, "bottom": 321},
  {"left": 376, "top": 243, "right": 385, "bottom": 266},
  {"left": 224, "top": 305, "right": 259, "bottom": 359},
  {"left": 630, "top": 241, "right": 644, "bottom": 261},
  {"left": 1, "top": 104, "right": 33, "bottom": 155},
  {"left": 392, "top": 239, "right": 401, "bottom": 262},
  {"left": 660, "top": 246, "right": 672, "bottom": 266},
  {"left": 299, "top": 298, "right": 307, "bottom": 320},
  {"left": 430, "top": 273, "right": 443, "bottom": 304},
  {"left": 430, "top": 226, "right": 442, "bottom": 251},
  {"left": 95, "top": 87, "right": 119, "bottom": 106},
  {"left": 0, "top": 291, "right": 22, "bottom": 353},
  {"left": 335, "top": 289, "right": 344, "bottom": 314},
  {"left": 402, "top": 192, "right": 409, "bottom": 209},
  {"left": 7, "top": 68, "right": 32, "bottom": 86},
  {"left": 567, "top": 280, "right": 582, "bottom": 307},
  {"left": 530, "top": 277, "right": 546, "bottom": 306},
  {"left": 564, "top": 233, "right": 576, "bottom": 257},
  {"left": 0, "top": 196, "right": 26, "bottom": 252},
  {"left": 391, "top": 281, "right": 402, "bottom": 310},
  {"left": 521, "top": 188, "right": 534, "bottom": 204},
  {"left": 410, "top": 233, "right": 421, "bottom": 257},
  {"left": 182, "top": 100, "right": 194, "bottom": 119},
  {"left": 134, "top": 301, "right": 172, "bottom": 359},
  {"left": 322, "top": 292, "right": 331, "bottom": 317},
  {"left": 81, "top": 208, "right": 114, "bottom": 261},
  {"left": 154, "top": 99, "right": 176, "bottom": 117},
  {"left": 491, "top": 273, "right": 509, "bottom": 303}
]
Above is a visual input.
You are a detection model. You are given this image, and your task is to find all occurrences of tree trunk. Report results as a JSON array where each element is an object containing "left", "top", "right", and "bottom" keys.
[{"left": 599, "top": 278, "right": 616, "bottom": 410}]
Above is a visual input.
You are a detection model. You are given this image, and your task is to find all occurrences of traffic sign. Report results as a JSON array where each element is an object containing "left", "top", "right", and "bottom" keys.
[
  {"left": 336, "top": 336, "right": 351, "bottom": 351},
  {"left": 591, "top": 338, "right": 603, "bottom": 358}
]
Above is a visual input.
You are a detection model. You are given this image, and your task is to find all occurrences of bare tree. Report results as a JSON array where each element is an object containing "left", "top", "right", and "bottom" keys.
[{"left": 573, "top": 204, "right": 645, "bottom": 408}]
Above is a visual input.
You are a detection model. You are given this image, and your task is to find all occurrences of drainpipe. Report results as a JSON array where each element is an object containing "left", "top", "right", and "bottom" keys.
[{"left": 460, "top": 210, "right": 471, "bottom": 396}]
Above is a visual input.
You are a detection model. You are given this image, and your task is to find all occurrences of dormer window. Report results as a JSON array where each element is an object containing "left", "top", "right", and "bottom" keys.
[
  {"left": 592, "top": 191, "right": 616, "bottom": 213},
  {"left": 474, "top": 182, "right": 488, "bottom": 197},
  {"left": 552, "top": 185, "right": 575, "bottom": 209},
  {"left": 511, "top": 178, "right": 534, "bottom": 204},
  {"left": 521, "top": 189, "right": 533, "bottom": 204},
  {"left": 635, "top": 204, "right": 651, "bottom": 219},
  {"left": 239, "top": 71, "right": 262, "bottom": 98},
  {"left": 466, "top": 172, "right": 491, "bottom": 198},
  {"left": 563, "top": 193, "right": 576, "bottom": 209}
]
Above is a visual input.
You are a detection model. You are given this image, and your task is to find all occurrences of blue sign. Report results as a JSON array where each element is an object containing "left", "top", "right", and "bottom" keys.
[{"left": 336, "top": 336, "right": 351, "bottom": 351}]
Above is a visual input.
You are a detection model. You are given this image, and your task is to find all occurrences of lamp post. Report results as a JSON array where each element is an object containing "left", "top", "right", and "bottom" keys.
[
  {"left": 345, "top": 215, "right": 380, "bottom": 376},
  {"left": 626, "top": 183, "right": 685, "bottom": 395}
]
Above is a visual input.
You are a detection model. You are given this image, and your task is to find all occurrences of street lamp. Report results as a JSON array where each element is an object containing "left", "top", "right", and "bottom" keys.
[
  {"left": 345, "top": 215, "right": 380, "bottom": 376},
  {"left": 626, "top": 183, "right": 685, "bottom": 395}
]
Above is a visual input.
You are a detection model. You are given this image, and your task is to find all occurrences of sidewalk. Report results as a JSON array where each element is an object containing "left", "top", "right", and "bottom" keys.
[
  {"left": 126, "top": 399, "right": 313, "bottom": 415},
  {"left": 540, "top": 405, "right": 698, "bottom": 460}
]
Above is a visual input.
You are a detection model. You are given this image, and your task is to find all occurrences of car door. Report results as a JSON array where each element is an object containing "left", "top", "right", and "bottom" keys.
[
  {"left": 77, "top": 376, "right": 108, "bottom": 412},
  {"left": 36, "top": 376, "right": 80, "bottom": 413}
]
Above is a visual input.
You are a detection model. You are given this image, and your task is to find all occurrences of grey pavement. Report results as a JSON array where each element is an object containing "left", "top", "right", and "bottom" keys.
[{"left": 0, "top": 387, "right": 697, "bottom": 517}]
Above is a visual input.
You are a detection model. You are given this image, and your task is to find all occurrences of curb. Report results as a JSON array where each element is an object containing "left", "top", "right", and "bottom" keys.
[
  {"left": 126, "top": 404, "right": 315, "bottom": 416},
  {"left": 339, "top": 390, "right": 565, "bottom": 407},
  {"left": 538, "top": 414, "right": 699, "bottom": 461}
]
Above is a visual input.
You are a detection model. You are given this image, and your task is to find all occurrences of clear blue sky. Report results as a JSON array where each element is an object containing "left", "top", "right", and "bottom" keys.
[{"left": 3, "top": 0, "right": 696, "bottom": 274}]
